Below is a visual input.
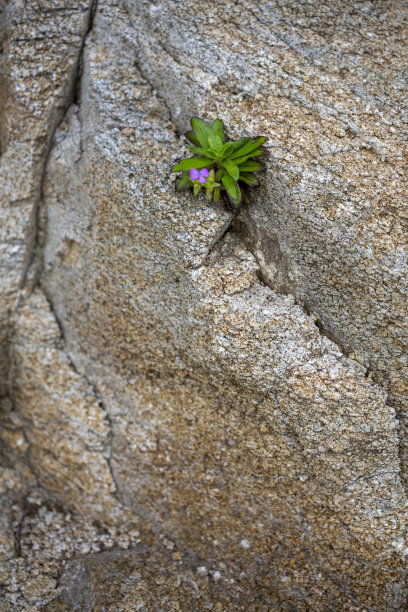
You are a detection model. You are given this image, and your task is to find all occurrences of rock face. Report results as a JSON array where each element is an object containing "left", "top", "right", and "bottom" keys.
[
  {"left": 1, "top": 1, "right": 408, "bottom": 609},
  {"left": 0, "top": 0, "right": 93, "bottom": 399},
  {"left": 131, "top": 0, "right": 408, "bottom": 484}
]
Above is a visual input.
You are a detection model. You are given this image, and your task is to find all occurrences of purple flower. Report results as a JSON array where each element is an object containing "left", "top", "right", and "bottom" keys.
[{"left": 190, "top": 168, "right": 209, "bottom": 184}]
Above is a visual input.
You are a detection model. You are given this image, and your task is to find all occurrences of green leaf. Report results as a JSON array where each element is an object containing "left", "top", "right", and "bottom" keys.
[
  {"left": 239, "top": 172, "right": 259, "bottom": 186},
  {"left": 221, "top": 159, "right": 240, "bottom": 181},
  {"left": 186, "top": 131, "right": 200, "bottom": 146},
  {"left": 211, "top": 119, "right": 225, "bottom": 142},
  {"left": 193, "top": 183, "right": 201, "bottom": 196},
  {"left": 176, "top": 172, "right": 192, "bottom": 191},
  {"left": 191, "top": 117, "right": 210, "bottom": 147},
  {"left": 215, "top": 168, "right": 223, "bottom": 181},
  {"left": 221, "top": 173, "right": 241, "bottom": 205},
  {"left": 202, "top": 148, "right": 217, "bottom": 159},
  {"left": 213, "top": 187, "right": 220, "bottom": 203},
  {"left": 236, "top": 160, "right": 263, "bottom": 172},
  {"left": 229, "top": 137, "right": 250, "bottom": 151},
  {"left": 186, "top": 145, "right": 209, "bottom": 156},
  {"left": 172, "top": 157, "right": 213, "bottom": 172},
  {"left": 233, "top": 185, "right": 242, "bottom": 209},
  {"left": 230, "top": 137, "right": 266, "bottom": 159},
  {"left": 232, "top": 149, "right": 263, "bottom": 165},
  {"left": 208, "top": 133, "right": 223, "bottom": 152},
  {"left": 219, "top": 143, "right": 234, "bottom": 157}
]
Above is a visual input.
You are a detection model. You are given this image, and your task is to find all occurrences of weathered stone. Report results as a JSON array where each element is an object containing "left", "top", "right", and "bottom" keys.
[
  {"left": 11, "top": 289, "right": 119, "bottom": 518},
  {"left": 0, "top": 470, "right": 145, "bottom": 610},
  {"left": 129, "top": 0, "right": 408, "bottom": 485},
  {"left": 45, "top": 545, "right": 276, "bottom": 611},
  {"left": 0, "top": 0, "right": 93, "bottom": 398},
  {"left": 1, "top": 0, "right": 408, "bottom": 609}
]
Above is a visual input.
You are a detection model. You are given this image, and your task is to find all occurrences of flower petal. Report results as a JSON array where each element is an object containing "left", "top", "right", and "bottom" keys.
[
  {"left": 199, "top": 168, "right": 209, "bottom": 178},
  {"left": 198, "top": 176, "right": 207, "bottom": 184},
  {"left": 190, "top": 168, "right": 199, "bottom": 180}
]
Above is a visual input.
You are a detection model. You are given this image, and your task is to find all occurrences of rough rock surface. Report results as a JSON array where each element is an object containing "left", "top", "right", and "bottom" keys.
[
  {"left": 0, "top": 0, "right": 93, "bottom": 399},
  {"left": 130, "top": 0, "right": 408, "bottom": 485},
  {"left": 1, "top": 0, "right": 408, "bottom": 610}
]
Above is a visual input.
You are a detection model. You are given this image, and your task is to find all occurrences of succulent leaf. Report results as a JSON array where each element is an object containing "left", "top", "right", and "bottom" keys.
[
  {"left": 234, "top": 185, "right": 242, "bottom": 208},
  {"left": 228, "top": 137, "right": 250, "bottom": 151},
  {"left": 219, "top": 143, "right": 234, "bottom": 157},
  {"left": 208, "top": 133, "right": 223, "bottom": 152},
  {"left": 207, "top": 169, "right": 217, "bottom": 182},
  {"left": 230, "top": 137, "right": 266, "bottom": 159},
  {"left": 201, "top": 148, "right": 216, "bottom": 158},
  {"left": 222, "top": 159, "right": 240, "bottom": 181},
  {"left": 215, "top": 168, "right": 223, "bottom": 181},
  {"left": 185, "top": 131, "right": 201, "bottom": 146},
  {"left": 191, "top": 117, "right": 211, "bottom": 147},
  {"left": 172, "top": 157, "right": 213, "bottom": 172},
  {"left": 221, "top": 173, "right": 241, "bottom": 205},
  {"left": 229, "top": 184, "right": 242, "bottom": 209},
  {"left": 232, "top": 149, "right": 263, "bottom": 165},
  {"left": 236, "top": 160, "right": 263, "bottom": 172},
  {"left": 186, "top": 145, "right": 209, "bottom": 155},
  {"left": 239, "top": 172, "right": 259, "bottom": 186},
  {"left": 211, "top": 119, "right": 225, "bottom": 142}
]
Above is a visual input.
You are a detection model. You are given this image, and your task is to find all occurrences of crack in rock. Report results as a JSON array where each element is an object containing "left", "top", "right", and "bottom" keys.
[
  {"left": 21, "top": 0, "right": 99, "bottom": 295},
  {"left": 39, "top": 284, "right": 121, "bottom": 503}
]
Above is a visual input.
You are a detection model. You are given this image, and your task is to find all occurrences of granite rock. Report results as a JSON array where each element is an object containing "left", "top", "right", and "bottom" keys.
[
  {"left": 0, "top": 0, "right": 93, "bottom": 398},
  {"left": 129, "top": 0, "right": 408, "bottom": 486},
  {"left": 1, "top": 0, "right": 408, "bottom": 609}
]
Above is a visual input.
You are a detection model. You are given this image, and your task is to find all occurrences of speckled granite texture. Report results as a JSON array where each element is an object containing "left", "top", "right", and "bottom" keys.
[
  {"left": 1, "top": 1, "right": 408, "bottom": 609},
  {"left": 0, "top": 0, "right": 93, "bottom": 399}
]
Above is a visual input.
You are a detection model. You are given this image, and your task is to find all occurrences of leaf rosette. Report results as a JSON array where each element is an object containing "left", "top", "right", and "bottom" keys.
[{"left": 171, "top": 118, "right": 266, "bottom": 210}]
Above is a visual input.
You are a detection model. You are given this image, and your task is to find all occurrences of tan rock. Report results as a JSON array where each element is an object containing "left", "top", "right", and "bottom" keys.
[
  {"left": 0, "top": 0, "right": 93, "bottom": 396},
  {"left": 130, "top": 0, "right": 408, "bottom": 485},
  {"left": 1, "top": 0, "right": 408, "bottom": 609},
  {"left": 36, "top": 3, "right": 408, "bottom": 607},
  {"left": 11, "top": 289, "right": 118, "bottom": 518}
]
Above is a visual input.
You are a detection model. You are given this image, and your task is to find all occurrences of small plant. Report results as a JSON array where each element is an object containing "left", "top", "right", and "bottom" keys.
[{"left": 171, "top": 118, "right": 266, "bottom": 210}]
